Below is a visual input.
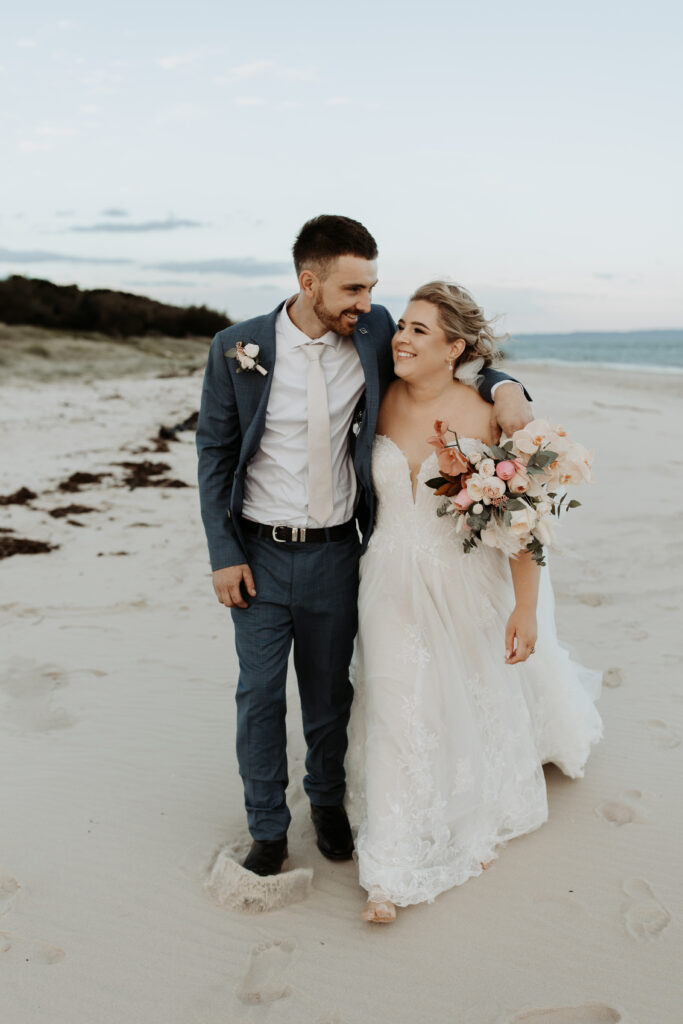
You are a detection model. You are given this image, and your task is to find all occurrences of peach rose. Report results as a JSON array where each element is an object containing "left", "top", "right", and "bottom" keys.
[{"left": 508, "top": 462, "right": 530, "bottom": 493}]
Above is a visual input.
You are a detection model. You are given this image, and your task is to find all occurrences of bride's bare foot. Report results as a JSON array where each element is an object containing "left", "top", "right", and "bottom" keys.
[
  {"left": 361, "top": 898, "right": 397, "bottom": 923},
  {"left": 480, "top": 861, "right": 493, "bottom": 870}
]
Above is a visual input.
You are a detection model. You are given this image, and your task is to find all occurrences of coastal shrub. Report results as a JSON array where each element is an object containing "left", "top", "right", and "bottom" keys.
[{"left": 0, "top": 275, "right": 231, "bottom": 338}]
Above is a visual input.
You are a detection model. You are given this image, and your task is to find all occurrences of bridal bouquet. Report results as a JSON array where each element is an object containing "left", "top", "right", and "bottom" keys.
[{"left": 425, "top": 419, "right": 593, "bottom": 565}]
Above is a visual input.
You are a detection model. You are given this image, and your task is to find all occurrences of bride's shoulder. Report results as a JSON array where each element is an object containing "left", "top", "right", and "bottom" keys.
[{"left": 445, "top": 382, "right": 498, "bottom": 444}]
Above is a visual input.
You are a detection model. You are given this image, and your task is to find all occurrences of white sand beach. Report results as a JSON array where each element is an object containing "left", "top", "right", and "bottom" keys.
[{"left": 1, "top": 362, "right": 681, "bottom": 1024}]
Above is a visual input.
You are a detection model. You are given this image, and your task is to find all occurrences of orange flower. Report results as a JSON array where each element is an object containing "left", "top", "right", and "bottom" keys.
[{"left": 437, "top": 445, "right": 469, "bottom": 478}]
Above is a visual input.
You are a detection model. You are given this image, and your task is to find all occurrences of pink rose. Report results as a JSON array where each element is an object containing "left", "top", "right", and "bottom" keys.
[
  {"left": 437, "top": 445, "right": 469, "bottom": 478},
  {"left": 495, "top": 460, "right": 516, "bottom": 481},
  {"left": 452, "top": 489, "right": 474, "bottom": 511}
]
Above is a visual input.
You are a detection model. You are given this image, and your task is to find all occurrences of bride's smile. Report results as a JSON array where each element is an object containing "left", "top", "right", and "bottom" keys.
[{"left": 392, "top": 299, "right": 464, "bottom": 382}]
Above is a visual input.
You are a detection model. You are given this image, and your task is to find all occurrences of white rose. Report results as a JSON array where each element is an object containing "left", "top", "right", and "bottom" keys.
[
  {"left": 481, "top": 477, "right": 506, "bottom": 502},
  {"left": 243, "top": 343, "right": 260, "bottom": 358},
  {"left": 472, "top": 503, "right": 483, "bottom": 514},
  {"left": 469, "top": 450, "right": 482, "bottom": 465},
  {"left": 510, "top": 506, "right": 537, "bottom": 535},
  {"left": 237, "top": 353, "right": 256, "bottom": 369},
  {"left": 466, "top": 474, "right": 484, "bottom": 501},
  {"left": 478, "top": 458, "right": 495, "bottom": 478},
  {"left": 534, "top": 517, "right": 555, "bottom": 546},
  {"left": 537, "top": 499, "right": 553, "bottom": 516}
]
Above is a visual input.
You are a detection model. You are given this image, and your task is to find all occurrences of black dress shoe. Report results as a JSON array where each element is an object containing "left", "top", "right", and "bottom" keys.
[
  {"left": 310, "top": 803, "right": 354, "bottom": 861},
  {"left": 242, "top": 837, "right": 288, "bottom": 877}
]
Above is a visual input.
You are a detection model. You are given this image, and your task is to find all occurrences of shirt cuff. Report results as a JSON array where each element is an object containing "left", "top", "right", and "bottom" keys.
[{"left": 490, "top": 379, "right": 524, "bottom": 398}]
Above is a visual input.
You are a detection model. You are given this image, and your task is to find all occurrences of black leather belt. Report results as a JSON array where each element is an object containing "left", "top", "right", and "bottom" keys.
[{"left": 242, "top": 518, "right": 356, "bottom": 544}]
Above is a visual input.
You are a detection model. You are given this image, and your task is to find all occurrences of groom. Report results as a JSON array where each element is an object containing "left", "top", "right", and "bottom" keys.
[{"left": 196, "top": 215, "right": 532, "bottom": 876}]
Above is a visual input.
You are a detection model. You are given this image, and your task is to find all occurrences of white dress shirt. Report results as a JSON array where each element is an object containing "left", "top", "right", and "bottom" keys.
[{"left": 241, "top": 300, "right": 366, "bottom": 528}]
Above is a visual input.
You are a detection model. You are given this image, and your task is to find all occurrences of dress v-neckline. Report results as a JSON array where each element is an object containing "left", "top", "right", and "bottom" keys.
[{"left": 376, "top": 435, "right": 436, "bottom": 503}]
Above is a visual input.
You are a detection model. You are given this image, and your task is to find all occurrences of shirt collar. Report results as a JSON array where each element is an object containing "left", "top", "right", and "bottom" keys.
[{"left": 277, "top": 297, "right": 341, "bottom": 353}]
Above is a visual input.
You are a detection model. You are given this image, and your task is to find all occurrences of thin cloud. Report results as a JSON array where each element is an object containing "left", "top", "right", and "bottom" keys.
[
  {"left": 214, "top": 61, "right": 317, "bottom": 86},
  {"left": 149, "top": 258, "right": 291, "bottom": 277},
  {"left": 228, "top": 60, "right": 273, "bottom": 78},
  {"left": 233, "top": 97, "right": 267, "bottom": 107},
  {"left": 0, "top": 247, "right": 131, "bottom": 265},
  {"left": 101, "top": 208, "right": 129, "bottom": 217},
  {"left": 71, "top": 218, "right": 201, "bottom": 233},
  {"left": 157, "top": 51, "right": 203, "bottom": 71}
]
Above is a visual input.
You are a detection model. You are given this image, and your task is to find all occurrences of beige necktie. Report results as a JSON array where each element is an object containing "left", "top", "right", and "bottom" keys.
[{"left": 302, "top": 343, "right": 334, "bottom": 526}]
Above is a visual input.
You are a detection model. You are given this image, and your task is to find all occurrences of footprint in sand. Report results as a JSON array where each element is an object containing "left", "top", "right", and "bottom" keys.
[
  {"left": 579, "top": 594, "right": 606, "bottom": 608},
  {"left": 236, "top": 939, "right": 296, "bottom": 1005},
  {"left": 622, "top": 879, "right": 671, "bottom": 941},
  {"left": 0, "top": 659, "right": 75, "bottom": 733},
  {"left": 0, "top": 931, "right": 66, "bottom": 965},
  {"left": 0, "top": 872, "right": 19, "bottom": 916},
  {"left": 507, "top": 1005, "right": 621, "bottom": 1023},
  {"left": 595, "top": 790, "right": 643, "bottom": 826},
  {"left": 602, "top": 667, "right": 622, "bottom": 689},
  {"left": 647, "top": 719, "right": 681, "bottom": 749},
  {"left": 626, "top": 627, "right": 648, "bottom": 641}
]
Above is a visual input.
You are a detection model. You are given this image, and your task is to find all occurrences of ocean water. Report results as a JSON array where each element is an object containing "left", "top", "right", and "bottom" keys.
[{"left": 504, "top": 330, "right": 683, "bottom": 372}]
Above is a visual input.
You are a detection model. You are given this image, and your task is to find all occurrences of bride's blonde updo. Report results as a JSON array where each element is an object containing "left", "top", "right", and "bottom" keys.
[{"left": 409, "top": 281, "right": 506, "bottom": 383}]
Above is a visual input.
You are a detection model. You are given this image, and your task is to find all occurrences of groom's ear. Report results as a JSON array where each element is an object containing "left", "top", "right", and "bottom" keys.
[{"left": 299, "top": 268, "right": 317, "bottom": 297}]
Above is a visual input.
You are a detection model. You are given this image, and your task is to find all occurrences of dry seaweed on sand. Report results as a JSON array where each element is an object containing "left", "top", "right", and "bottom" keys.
[
  {"left": 58, "top": 471, "right": 111, "bottom": 493},
  {"left": 0, "top": 486, "right": 37, "bottom": 506},
  {"left": 115, "top": 460, "right": 188, "bottom": 490},
  {"left": 0, "top": 536, "right": 58, "bottom": 560},
  {"left": 48, "top": 504, "right": 98, "bottom": 519}
]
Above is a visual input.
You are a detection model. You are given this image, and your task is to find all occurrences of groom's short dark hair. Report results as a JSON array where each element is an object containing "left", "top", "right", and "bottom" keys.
[{"left": 292, "top": 215, "right": 378, "bottom": 277}]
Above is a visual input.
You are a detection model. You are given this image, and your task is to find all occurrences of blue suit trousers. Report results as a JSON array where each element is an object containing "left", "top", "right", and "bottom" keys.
[{"left": 231, "top": 531, "right": 360, "bottom": 841}]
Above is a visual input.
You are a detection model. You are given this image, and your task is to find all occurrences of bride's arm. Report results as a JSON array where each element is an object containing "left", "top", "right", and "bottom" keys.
[{"left": 505, "top": 552, "right": 540, "bottom": 664}]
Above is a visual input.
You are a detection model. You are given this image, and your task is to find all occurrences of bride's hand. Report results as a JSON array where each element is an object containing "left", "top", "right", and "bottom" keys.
[{"left": 505, "top": 606, "right": 537, "bottom": 664}]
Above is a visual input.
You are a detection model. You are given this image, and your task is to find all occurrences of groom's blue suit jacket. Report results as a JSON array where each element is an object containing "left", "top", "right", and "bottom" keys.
[{"left": 197, "top": 300, "right": 524, "bottom": 571}]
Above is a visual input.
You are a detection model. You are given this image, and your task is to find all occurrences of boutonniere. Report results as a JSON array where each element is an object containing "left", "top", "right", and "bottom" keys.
[{"left": 224, "top": 342, "right": 268, "bottom": 375}]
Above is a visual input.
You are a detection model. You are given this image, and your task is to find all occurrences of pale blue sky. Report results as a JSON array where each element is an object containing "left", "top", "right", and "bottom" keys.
[{"left": 2, "top": 0, "right": 681, "bottom": 331}]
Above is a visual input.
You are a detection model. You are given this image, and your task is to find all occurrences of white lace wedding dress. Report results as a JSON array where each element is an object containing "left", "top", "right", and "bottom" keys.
[{"left": 345, "top": 435, "right": 603, "bottom": 907}]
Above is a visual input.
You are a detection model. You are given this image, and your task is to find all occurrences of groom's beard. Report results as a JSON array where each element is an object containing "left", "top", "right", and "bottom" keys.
[{"left": 313, "top": 295, "right": 360, "bottom": 337}]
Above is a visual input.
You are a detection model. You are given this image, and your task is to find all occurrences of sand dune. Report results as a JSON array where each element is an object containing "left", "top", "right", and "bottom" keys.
[{"left": 0, "top": 363, "right": 681, "bottom": 1023}]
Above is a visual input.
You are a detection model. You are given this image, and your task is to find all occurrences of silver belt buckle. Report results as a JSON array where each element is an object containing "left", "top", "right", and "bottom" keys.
[{"left": 271, "top": 525, "right": 307, "bottom": 543}]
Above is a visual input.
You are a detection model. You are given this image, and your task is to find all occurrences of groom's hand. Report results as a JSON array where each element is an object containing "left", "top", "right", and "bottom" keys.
[
  {"left": 491, "top": 382, "right": 533, "bottom": 436},
  {"left": 212, "top": 564, "right": 256, "bottom": 609}
]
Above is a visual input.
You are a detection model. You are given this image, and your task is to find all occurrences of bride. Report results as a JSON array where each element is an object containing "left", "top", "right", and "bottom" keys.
[{"left": 345, "top": 281, "right": 603, "bottom": 924}]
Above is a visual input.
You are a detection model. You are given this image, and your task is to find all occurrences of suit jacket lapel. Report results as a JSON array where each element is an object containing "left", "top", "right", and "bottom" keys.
[
  {"left": 238, "top": 302, "right": 283, "bottom": 463},
  {"left": 352, "top": 324, "right": 380, "bottom": 411}
]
